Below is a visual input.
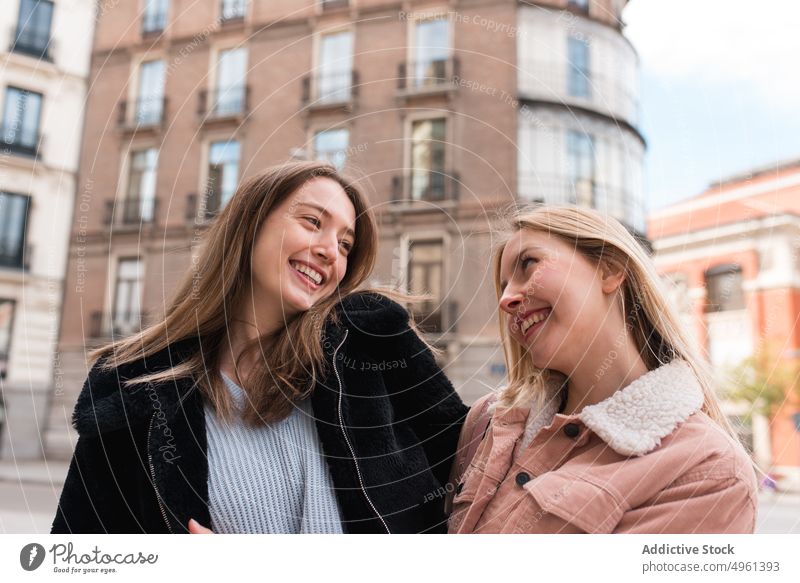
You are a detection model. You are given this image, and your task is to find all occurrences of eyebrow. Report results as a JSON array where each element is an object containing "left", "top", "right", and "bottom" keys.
[{"left": 296, "top": 202, "right": 356, "bottom": 240}]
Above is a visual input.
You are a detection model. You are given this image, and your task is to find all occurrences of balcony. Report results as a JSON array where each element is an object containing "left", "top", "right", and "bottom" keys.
[
  {"left": 320, "top": 0, "right": 349, "bottom": 10},
  {"left": 198, "top": 86, "right": 249, "bottom": 121},
  {"left": 391, "top": 171, "right": 460, "bottom": 205},
  {"left": 518, "top": 59, "right": 640, "bottom": 126},
  {"left": 410, "top": 300, "right": 459, "bottom": 336},
  {"left": 301, "top": 70, "right": 358, "bottom": 111},
  {"left": 89, "top": 311, "right": 146, "bottom": 339},
  {"left": 397, "top": 58, "right": 459, "bottom": 97},
  {"left": 117, "top": 97, "right": 167, "bottom": 132},
  {"left": 104, "top": 198, "right": 158, "bottom": 227},
  {"left": 0, "top": 242, "right": 32, "bottom": 271},
  {"left": 9, "top": 25, "right": 53, "bottom": 61},
  {"left": 0, "top": 124, "right": 41, "bottom": 158}
]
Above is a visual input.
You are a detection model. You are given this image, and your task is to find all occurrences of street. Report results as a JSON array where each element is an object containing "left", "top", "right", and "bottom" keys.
[{"left": 2, "top": 477, "right": 799, "bottom": 534}]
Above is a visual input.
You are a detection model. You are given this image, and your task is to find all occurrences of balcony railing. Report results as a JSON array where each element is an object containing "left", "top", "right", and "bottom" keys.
[
  {"left": 0, "top": 124, "right": 41, "bottom": 158},
  {"left": 198, "top": 86, "right": 249, "bottom": 119},
  {"left": 411, "top": 300, "right": 459, "bottom": 335},
  {"left": 0, "top": 242, "right": 32, "bottom": 271},
  {"left": 117, "top": 97, "right": 168, "bottom": 130},
  {"left": 104, "top": 198, "right": 158, "bottom": 226},
  {"left": 320, "top": 0, "right": 349, "bottom": 10},
  {"left": 302, "top": 70, "right": 358, "bottom": 108},
  {"left": 391, "top": 171, "right": 460, "bottom": 204},
  {"left": 518, "top": 59, "right": 639, "bottom": 125},
  {"left": 398, "top": 57, "right": 459, "bottom": 93},
  {"left": 89, "top": 311, "right": 146, "bottom": 339},
  {"left": 9, "top": 25, "right": 53, "bottom": 61},
  {"left": 186, "top": 192, "right": 224, "bottom": 223}
]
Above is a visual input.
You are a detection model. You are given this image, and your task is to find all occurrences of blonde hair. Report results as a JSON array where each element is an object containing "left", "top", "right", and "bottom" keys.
[
  {"left": 93, "top": 161, "right": 379, "bottom": 425},
  {"left": 492, "top": 205, "right": 735, "bottom": 437}
]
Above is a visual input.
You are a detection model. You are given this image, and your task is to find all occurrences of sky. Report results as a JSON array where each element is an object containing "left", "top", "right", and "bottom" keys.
[{"left": 623, "top": 0, "right": 800, "bottom": 211}]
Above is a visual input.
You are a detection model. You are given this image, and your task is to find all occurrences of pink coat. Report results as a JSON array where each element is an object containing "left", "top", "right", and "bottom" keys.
[{"left": 448, "top": 360, "right": 758, "bottom": 533}]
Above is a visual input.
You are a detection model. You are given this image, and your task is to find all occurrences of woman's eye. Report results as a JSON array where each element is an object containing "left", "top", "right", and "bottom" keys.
[
  {"left": 304, "top": 216, "right": 321, "bottom": 228},
  {"left": 522, "top": 256, "right": 538, "bottom": 269},
  {"left": 339, "top": 240, "right": 353, "bottom": 254}
]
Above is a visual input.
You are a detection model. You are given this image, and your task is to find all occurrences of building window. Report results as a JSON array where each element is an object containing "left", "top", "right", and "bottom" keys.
[
  {"left": 413, "top": 17, "right": 449, "bottom": 88},
  {"left": 1, "top": 86, "right": 43, "bottom": 157},
  {"left": 318, "top": 31, "right": 353, "bottom": 103},
  {"left": 313, "top": 128, "right": 349, "bottom": 170},
  {"left": 0, "top": 299, "right": 15, "bottom": 379},
  {"left": 567, "top": 130, "right": 595, "bottom": 206},
  {"left": 205, "top": 140, "right": 240, "bottom": 214},
  {"left": 407, "top": 239, "right": 444, "bottom": 333},
  {"left": 220, "top": 0, "right": 246, "bottom": 21},
  {"left": 112, "top": 258, "right": 143, "bottom": 337},
  {"left": 705, "top": 264, "right": 745, "bottom": 312},
  {"left": 125, "top": 149, "right": 158, "bottom": 223},
  {"left": 410, "top": 118, "right": 446, "bottom": 201},
  {"left": 211, "top": 48, "right": 247, "bottom": 116},
  {"left": 0, "top": 192, "right": 30, "bottom": 270},
  {"left": 135, "top": 60, "right": 165, "bottom": 125},
  {"left": 12, "top": 0, "right": 53, "bottom": 60},
  {"left": 142, "top": 0, "right": 169, "bottom": 34},
  {"left": 567, "top": 36, "right": 591, "bottom": 98}
]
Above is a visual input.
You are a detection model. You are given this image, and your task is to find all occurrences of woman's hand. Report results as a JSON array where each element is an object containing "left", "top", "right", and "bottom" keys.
[{"left": 188, "top": 518, "right": 214, "bottom": 534}]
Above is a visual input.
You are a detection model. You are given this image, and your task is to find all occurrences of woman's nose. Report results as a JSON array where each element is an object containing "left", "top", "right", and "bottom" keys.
[
  {"left": 312, "top": 234, "right": 338, "bottom": 263},
  {"left": 499, "top": 286, "right": 524, "bottom": 315}
]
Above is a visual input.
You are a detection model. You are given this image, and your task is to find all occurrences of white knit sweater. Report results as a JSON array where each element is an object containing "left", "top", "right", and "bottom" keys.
[{"left": 204, "top": 374, "right": 343, "bottom": 533}]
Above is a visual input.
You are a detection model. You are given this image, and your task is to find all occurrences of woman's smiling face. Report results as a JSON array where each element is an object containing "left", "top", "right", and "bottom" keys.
[
  {"left": 498, "top": 229, "right": 616, "bottom": 373},
  {"left": 251, "top": 176, "right": 357, "bottom": 319}
]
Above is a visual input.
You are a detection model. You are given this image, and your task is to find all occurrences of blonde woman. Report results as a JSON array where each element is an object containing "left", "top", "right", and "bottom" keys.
[
  {"left": 52, "top": 162, "right": 467, "bottom": 534},
  {"left": 449, "top": 205, "right": 756, "bottom": 534}
]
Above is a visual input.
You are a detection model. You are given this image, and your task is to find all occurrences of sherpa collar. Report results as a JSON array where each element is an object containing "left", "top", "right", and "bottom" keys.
[{"left": 523, "top": 360, "right": 704, "bottom": 457}]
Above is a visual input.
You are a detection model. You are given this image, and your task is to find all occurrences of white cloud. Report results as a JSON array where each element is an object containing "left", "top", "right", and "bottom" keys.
[{"left": 624, "top": 0, "right": 800, "bottom": 111}]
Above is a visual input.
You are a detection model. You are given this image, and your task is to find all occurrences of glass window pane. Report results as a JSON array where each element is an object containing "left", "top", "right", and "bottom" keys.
[
  {"left": 411, "top": 119, "right": 446, "bottom": 200},
  {"left": 0, "top": 192, "right": 30, "bottom": 268},
  {"left": 208, "top": 141, "right": 240, "bottom": 208},
  {"left": 2, "top": 87, "right": 43, "bottom": 149},
  {"left": 319, "top": 32, "right": 353, "bottom": 102},
  {"left": 568, "top": 37, "right": 590, "bottom": 98},
  {"left": 414, "top": 18, "right": 449, "bottom": 85},
  {"left": 0, "top": 299, "right": 14, "bottom": 378},
  {"left": 314, "top": 128, "right": 349, "bottom": 170},
  {"left": 136, "top": 60, "right": 165, "bottom": 123}
]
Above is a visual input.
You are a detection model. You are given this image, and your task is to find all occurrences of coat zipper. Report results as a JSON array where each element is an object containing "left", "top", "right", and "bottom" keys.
[
  {"left": 147, "top": 412, "right": 173, "bottom": 533},
  {"left": 333, "top": 329, "right": 391, "bottom": 534}
]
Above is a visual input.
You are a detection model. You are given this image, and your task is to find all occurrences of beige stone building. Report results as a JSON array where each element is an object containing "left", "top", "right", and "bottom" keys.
[
  {"left": 47, "top": 0, "right": 644, "bottom": 457},
  {"left": 0, "top": 0, "right": 94, "bottom": 460}
]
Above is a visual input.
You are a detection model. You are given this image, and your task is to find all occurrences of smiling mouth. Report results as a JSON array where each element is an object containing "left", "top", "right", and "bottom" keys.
[
  {"left": 519, "top": 307, "right": 552, "bottom": 336},
  {"left": 289, "top": 260, "right": 324, "bottom": 286}
]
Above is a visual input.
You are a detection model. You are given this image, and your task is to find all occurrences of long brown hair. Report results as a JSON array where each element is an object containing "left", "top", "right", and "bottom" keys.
[
  {"left": 492, "top": 205, "right": 736, "bottom": 438},
  {"left": 93, "top": 161, "right": 378, "bottom": 424}
]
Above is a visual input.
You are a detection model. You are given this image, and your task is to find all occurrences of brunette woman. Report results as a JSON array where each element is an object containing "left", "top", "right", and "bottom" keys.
[{"left": 52, "top": 161, "right": 467, "bottom": 534}]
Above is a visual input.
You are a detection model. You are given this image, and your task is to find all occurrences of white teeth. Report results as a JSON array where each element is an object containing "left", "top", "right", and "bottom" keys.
[
  {"left": 290, "top": 261, "right": 322, "bottom": 285},
  {"left": 520, "top": 309, "right": 551, "bottom": 334}
]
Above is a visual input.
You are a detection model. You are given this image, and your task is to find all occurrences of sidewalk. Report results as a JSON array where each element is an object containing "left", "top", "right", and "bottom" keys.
[{"left": 0, "top": 458, "right": 69, "bottom": 487}]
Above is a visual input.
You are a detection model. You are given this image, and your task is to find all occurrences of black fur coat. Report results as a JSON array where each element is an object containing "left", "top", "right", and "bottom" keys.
[{"left": 51, "top": 293, "right": 468, "bottom": 534}]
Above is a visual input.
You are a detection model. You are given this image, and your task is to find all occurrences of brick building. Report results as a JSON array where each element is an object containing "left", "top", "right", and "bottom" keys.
[
  {"left": 46, "top": 0, "right": 644, "bottom": 457},
  {"left": 649, "top": 160, "right": 800, "bottom": 490}
]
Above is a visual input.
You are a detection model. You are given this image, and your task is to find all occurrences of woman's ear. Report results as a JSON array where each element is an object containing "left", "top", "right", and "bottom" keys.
[{"left": 599, "top": 259, "right": 626, "bottom": 295}]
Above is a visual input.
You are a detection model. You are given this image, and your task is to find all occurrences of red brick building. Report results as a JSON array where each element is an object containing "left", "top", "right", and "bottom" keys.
[{"left": 649, "top": 160, "right": 800, "bottom": 490}]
